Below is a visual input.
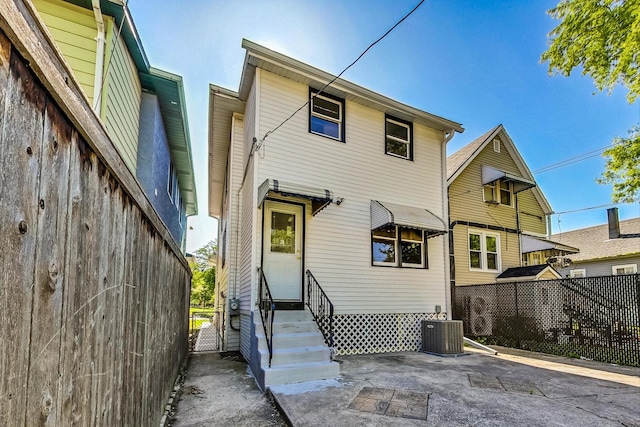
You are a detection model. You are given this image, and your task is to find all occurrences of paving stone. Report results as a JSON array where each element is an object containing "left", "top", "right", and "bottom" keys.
[
  {"left": 498, "top": 377, "right": 544, "bottom": 396},
  {"left": 468, "top": 374, "right": 505, "bottom": 390}
]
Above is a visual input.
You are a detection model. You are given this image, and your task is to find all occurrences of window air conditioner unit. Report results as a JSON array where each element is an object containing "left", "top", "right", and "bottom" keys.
[{"left": 421, "top": 320, "right": 464, "bottom": 356}]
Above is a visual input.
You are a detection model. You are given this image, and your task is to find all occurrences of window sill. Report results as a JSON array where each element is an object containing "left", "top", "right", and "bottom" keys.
[
  {"left": 469, "top": 268, "right": 500, "bottom": 273},
  {"left": 310, "top": 130, "right": 344, "bottom": 143}
]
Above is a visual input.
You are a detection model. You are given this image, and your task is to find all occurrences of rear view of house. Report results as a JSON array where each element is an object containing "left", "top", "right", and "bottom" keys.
[
  {"left": 447, "top": 125, "right": 578, "bottom": 287},
  {"left": 209, "top": 40, "right": 463, "bottom": 388}
]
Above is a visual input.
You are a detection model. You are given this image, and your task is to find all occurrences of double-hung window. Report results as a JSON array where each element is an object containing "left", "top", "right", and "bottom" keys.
[
  {"left": 468, "top": 231, "right": 500, "bottom": 271},
  {"left": 612, "top": 264, "right": 637, "bottom": 275},
  {"left": 372, "top": 226, "right": 426, "bottom": 268},
  {"left": 569, "top": 269, "right": 586, "bottom": 278},
  {"left": 483, "top": 179, "right": 512, "bottom": 206},
  {"left": 310, "top": 89, "right": 344, "bottom": 141},
  {"left": 385, "top": 115, "right": 413, "bottom": 160}
]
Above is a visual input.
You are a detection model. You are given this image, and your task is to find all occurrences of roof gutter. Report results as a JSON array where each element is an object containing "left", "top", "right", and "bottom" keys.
[{"left": 91, "top": 0, "right": 105, "bottom": 114}]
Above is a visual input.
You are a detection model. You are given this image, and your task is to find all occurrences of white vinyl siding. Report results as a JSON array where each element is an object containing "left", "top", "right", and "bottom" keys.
[{"left": 255, "top": 70, "right": 447, "bottom": 314}]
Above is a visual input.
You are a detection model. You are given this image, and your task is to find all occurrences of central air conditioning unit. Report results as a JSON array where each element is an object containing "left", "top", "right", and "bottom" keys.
[
  {"left": 421, "top": 320, "right": 464, "bottom": 356},
  {"left": 469, "top": 296, "right": 493, "bottom": 336}
]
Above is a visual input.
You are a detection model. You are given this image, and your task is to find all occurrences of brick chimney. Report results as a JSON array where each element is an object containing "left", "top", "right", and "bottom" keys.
[{"left": 607, "top": 207, "right": 620, "bottom": 239}]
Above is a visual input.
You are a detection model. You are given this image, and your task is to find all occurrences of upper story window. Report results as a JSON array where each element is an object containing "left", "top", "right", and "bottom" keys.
[
  {"left": 612, "top": 264, "right": 637, "bottom": 275},
  {"left": 493, "top": 138, "right": 501, "bottom": 153},
  {"left": 469, "top": 230, "right": 500, "bottom": 272},
  {"left": 309, "top": 89, "right": 344, "bottom": 141},
  {"left": 385, "top": 115, "right": 413, "bottom": 160},
  {"left": 168, "top": 161, "right": 181, "bottom": 211},
  {"left": 372, "top": 226, "right": 426, "bottom": 268},
  {"left": 483, "top": 179, "right": 513, "bottom": 206},
  {"left": 570, "top": 269, "right": 586, "bottom": 278}
]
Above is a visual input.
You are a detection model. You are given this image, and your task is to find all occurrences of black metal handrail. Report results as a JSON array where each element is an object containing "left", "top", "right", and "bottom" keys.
[
  {"left": 306, "top": 270, "right": 334, "bottom": 348},
  {"left": 258, "top": 268, "right": 275, "bottom": 367}
]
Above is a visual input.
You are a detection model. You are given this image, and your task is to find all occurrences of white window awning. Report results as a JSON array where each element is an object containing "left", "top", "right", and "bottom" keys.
[
  {"left": 370, "top": 200, "right": 447, "bottom": 237},
  {"left": 520, "top": 234, "right": 579, "bottom": 254},
  {"left": 482, "top": 165, "right": 536, "bottom": 193},
  {"left": 258, "top": 179, "right": 334, "bottom": 215}
]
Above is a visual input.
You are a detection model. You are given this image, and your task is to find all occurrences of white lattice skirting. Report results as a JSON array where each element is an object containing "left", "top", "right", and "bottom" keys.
[{"left": 333, "top": 312, "right": 447, "bottom": 355}]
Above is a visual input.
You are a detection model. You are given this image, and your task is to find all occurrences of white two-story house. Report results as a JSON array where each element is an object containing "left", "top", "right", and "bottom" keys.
[{"left": 208, "top": 40, "right": 463, "bottom": 389}]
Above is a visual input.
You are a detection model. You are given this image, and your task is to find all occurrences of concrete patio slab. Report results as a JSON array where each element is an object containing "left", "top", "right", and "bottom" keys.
[{"left": 270, "top": 347, "right": 640, "bottom": 426}]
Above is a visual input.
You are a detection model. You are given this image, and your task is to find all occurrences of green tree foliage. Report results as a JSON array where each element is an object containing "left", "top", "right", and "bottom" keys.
[
  {"left": 541, "top": 0, "right": 640, "bottom": 202},
  {"left": 190, "top": 240, "right": 217, "bottom": 307},
  {"left": 597, "top": 126, "right": 640, "bottom": 202}
]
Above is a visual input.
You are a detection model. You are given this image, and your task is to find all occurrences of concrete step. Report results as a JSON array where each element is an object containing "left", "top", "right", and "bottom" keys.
[
  {"left": 255, "top": 330, "right": 326, "bottom": 349},
  {"left": 263, "top": 361, "right": 341, "bottom": 387},
  {"left": 260, "top": 345, "right": 331, "bottom": 367}
]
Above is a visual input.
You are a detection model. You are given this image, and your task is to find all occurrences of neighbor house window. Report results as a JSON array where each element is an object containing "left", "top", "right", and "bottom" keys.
[
  {"left": 493, "top": 138, "right": 501, "bottom": 153},
  {"left": 612, "top": 264, "right": 637, "bottom": 275},
  {"left": 469, "top": 231, "right": 500, "bottom": 271},
  {"left": 483, "top": 179, "right": 512, "bottom": 206},
  {"left": 372, "top": 226, "right": 426, "bottom": 268},
  {"left": 569, "top": 269, "right": 586, "bottom": 278},
  {"left": 385, "top": 115, "right": 413, "bottom": 160},
  {"left": 309, "top": 89, "right": 344, "bottom": 141},
  {"left": 168, "top": 161, "right": 179, "bottom": 206}
]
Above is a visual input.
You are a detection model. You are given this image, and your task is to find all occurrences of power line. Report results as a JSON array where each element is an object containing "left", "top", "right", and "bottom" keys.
[
  {"left": 258, "top": 0, "right": 426, "bottom": 147},
  {"left": 532, "top": 144, "right": 610, "bottom": 174},
  {"left": 552, "top": 202, "right": 629, "bottom": 216}
]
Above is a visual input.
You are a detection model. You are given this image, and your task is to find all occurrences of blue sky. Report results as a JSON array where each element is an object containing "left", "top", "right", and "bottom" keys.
[{"left": 128, "top": 0, "right": 640, "bottom": 253}]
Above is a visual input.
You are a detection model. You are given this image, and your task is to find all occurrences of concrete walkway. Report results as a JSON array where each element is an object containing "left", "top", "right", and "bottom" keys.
[
  {"left": 171, "top": 348, "right": 640, "bottom": 426},
  {"left": 170, "top": 352, "right": 286, "bottom": 426},
  {"left": 270, "top": 347, "right": 640, "bottom": 426}
]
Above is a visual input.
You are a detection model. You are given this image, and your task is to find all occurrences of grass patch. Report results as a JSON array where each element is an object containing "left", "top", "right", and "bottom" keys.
[{"left": 190, "top": 306, "right": 215, "bottom": 316}]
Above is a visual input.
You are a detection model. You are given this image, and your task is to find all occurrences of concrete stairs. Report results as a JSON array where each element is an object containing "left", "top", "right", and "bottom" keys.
[{"left": 252, "top": 309, "right": 340, "bottom": 389}]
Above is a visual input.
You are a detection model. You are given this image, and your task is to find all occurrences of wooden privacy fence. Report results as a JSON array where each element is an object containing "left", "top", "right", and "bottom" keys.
[{"left": 0, "top": 2, "right": 191, "bottom": 425}]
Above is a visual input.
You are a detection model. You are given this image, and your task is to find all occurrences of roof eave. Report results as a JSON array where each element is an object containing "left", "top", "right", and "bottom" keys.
[
  {"left": 208, "top": 84, "right": 245, "bottom": 218},
  {"left": 239, "top": 39, "right": 463, "bottom": 134},
  {"left": 149, "top": 68, "right": 198, "bottom": 215}
]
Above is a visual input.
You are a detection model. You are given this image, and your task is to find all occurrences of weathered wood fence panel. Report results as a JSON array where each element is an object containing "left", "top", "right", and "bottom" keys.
[{"left": 0, "top": 12, "right": 190, "bottom": 427}]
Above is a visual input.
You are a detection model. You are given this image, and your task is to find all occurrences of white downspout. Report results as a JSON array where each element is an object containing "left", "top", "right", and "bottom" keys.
[{"left": 92, "top": 0, "right": 105, "bottom": 115}]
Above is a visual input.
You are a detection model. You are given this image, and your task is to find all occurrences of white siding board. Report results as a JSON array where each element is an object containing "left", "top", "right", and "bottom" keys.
[{"left": 254, "top": 70, "right": 448, "bottom": 314}]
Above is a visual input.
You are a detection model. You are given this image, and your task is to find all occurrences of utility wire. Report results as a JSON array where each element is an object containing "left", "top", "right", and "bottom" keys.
[
  {"left": 258, "top": 0, "right": 426, "bottom": 147},
  {"left": 532, "top": 144, "right": 610, "bottom": 174}
]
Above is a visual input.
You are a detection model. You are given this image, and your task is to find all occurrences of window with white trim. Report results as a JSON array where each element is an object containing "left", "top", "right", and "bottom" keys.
[
  {"left": 385, "top": 115, "right": 413, "bottom": 160},
  {"left": 483, "top": 179, "right": 513, "bottom": 206},
  {"left": 493, "top": 138, "right": 501, "bottom": 153},
  {"left": 372, "top": 226, "right": 426, "bottom": 268},
  {"left": 569, "top": 269, "right": 586, "bottom": 278},
  {"left": 309, "top": 90, "right": 344, "bottom": 141},
  {"left": 468, "top": 231, "right": 500, "bottom": 271},
  {"left": 612, "top": 264, "right": 637, "bottom": 275}
]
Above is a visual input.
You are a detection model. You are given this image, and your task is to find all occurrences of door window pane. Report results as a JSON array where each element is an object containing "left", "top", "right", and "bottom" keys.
[{"left": 270, "top": 211, "right": 295, "bottom": 253}]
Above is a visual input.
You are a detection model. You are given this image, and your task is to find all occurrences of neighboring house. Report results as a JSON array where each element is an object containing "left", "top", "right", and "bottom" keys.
[
  {"left": 552, "top": 208, "right": 640, "bottom": 278},
  {"left": 208, "top": 40, "right": 463, "bottom": 388},
  {"left": 33, "top": 0, "right": 197, "bottom": 248},
  {"left": 447, "top": 125, "right": 578, "bottom": 286}
]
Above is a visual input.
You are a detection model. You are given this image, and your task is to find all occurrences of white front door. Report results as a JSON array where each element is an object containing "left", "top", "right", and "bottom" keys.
[{"left": 263, "top": 200, "right": 304, "bottom": 301}]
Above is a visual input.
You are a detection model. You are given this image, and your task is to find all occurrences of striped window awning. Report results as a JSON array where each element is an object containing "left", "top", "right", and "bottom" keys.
[
  {"left": 370, "top": 200, "right": 447, "bottom": 237},
  {"left": 520, "top": 234, "right": 579, "bottom": 255},
  {"left": 258, "top": 179, "right": 334, "bottom": 215},
  {"left": 482, "top": 165, "right": 536, "bottom": 193}
]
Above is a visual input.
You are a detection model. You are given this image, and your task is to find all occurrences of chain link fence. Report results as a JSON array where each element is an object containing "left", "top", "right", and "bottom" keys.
[
  {"left": 454, "top": 274, "right": 640, "bottom": 367},
  {"left": 190, "top": 310, "right": 220, "bottom": 352}
]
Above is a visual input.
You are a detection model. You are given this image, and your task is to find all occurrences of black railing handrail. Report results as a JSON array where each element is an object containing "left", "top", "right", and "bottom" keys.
[
  {"left": 306, "top": 270, "right": 335, "bottom": 348},
  {"left": 258, "top": 267, "right": 275, "bottom": 367}
]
